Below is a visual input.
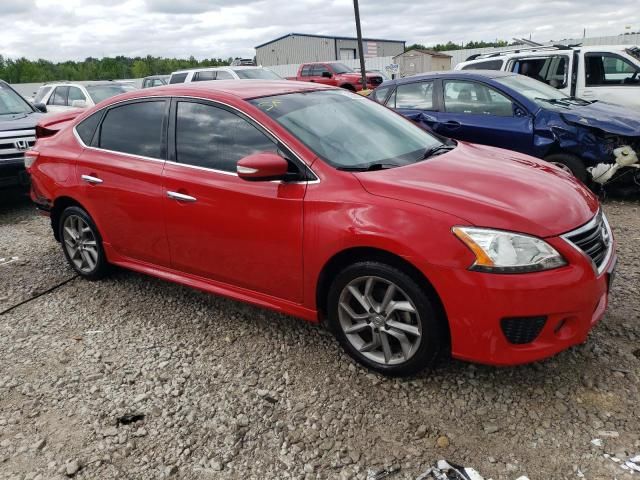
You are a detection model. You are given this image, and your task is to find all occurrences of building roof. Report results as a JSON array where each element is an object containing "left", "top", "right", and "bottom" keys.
[
  {"left": 394, "top": 49, "right": 452, "bottom": 59},
  {"left": 255, "top": 32, "right": 405, "bottom": 49}
]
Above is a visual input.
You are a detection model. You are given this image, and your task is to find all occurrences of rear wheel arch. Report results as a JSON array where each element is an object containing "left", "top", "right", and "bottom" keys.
[
  {"left": 315, "top": 247, "right": 449, "bottom": 337},
  {"left": 340, "top": 83, "right": 356, "bottom": 91},
  {"left": 51, "top": 197, "right": 92, "bottom": 242}
]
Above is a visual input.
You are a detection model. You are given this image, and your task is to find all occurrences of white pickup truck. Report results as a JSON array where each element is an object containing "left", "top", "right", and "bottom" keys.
[{"left": 455, "top": 45, "right": 640, "bottom": 108}]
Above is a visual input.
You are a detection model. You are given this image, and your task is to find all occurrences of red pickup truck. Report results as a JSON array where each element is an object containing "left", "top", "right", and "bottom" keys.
[{"left": 286, "top": 62, "right": 384, "bottom": 91}]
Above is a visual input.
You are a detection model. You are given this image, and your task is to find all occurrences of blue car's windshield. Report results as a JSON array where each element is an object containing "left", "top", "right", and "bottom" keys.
[
  {"left": 250, "top": 90, "right": 443, "bottom": 170},
  {"left": 495, "top": 74, "right": 571, "bottom": 107}
]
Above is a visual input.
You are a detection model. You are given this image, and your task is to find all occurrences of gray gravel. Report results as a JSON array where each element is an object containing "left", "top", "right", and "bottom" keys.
[{"left": 1, "top": 188, "right": 639, "bottom": 480}]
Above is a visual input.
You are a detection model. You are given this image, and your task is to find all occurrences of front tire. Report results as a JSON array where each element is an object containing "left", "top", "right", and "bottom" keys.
[
  {"left": 327, "top": 261, "right": 445, "bottom": 377},
  {"left": 59, "top": 206, "right": 108, "bottom": 280},
  {"left": 545, "top": 153, "right": 588, "bottom": 183}
]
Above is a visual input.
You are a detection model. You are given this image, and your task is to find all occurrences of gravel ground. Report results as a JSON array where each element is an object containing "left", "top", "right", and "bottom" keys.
[{"left": 0, "top": 188, "right": 639, "bottom": 480}]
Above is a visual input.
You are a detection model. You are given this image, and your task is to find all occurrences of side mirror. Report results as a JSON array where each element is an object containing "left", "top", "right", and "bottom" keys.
[
  {"left": 237, "top": 152, "right": 290, "bottom": 182},
  {"left": 71, "top": 100, "right": 88, "bottom": 109},
  {"left": 321, "top": 71, "right": 332, "bottom": 78},
  {"left": 34, "top": 103, "right": 47, "bottom": 113}
]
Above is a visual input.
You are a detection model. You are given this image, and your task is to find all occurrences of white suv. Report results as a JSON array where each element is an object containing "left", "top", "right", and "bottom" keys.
[
  {"left": 455, "top": 45, "right": 640, "bottom": 108},
  {"left": 33, "top": 81, "right": 135, "bottom": 113},
  {"left": 168, "top": 66, "right": 280, "bottom": 84}
]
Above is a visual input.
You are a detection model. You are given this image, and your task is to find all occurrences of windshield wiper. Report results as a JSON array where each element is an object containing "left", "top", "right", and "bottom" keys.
[
  {"left": 337, "top": 162, "right": 399, "bottom": 172},
  {"left": 422, "top": 144, "right": 455, "bottom": 160}
]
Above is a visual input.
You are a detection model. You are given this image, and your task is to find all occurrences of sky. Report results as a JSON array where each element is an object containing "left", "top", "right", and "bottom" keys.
[{"left": 2, "top": 0, "right": 639, "bottom": 62}]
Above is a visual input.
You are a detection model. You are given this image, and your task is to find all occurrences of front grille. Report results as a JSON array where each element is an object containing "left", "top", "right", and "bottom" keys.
[
  {"left": 0, "top": 129, "right": 36, "bottom": 163},
  {"left": 369, "top": 76, "right": 383, "bottom": 86},
  {"left": 501, "top": 316, "right": 547, "bottom": 344},
  {"left": 563, "top": 212, "right": 612, "bottom": 273}
]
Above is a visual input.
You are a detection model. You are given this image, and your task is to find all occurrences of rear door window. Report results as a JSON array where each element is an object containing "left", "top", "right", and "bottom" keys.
[
  {"left": 68, "top": 87, "right": 87, "bottom": 105},
  {"left": 99, "top": 101, "right": 166, "bottom": 158},
  {"left": 444, "top": 80, "right": 514, "bottom": 116},
  {"left": 509, "top": 57, "right": 569, "bottom": 88},
  {"left": 311, "top": 65, "right": 330, "bottom": 76},
  {"left": 395, "top": 81, "right": 434, "bottom": 109},
  {"left": 169, "top": 73, "right": 188, "bottom": 84},
  {"left": 175, "top": 101, "right": 278, "bottom": 172},
  {"left": 301, "top": 65, "right": 312, "bottom": 77}
]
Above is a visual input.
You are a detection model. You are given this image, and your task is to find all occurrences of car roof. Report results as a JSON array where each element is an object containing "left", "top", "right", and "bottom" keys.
[
  {"left": 104, "top": 80, "right": 336, "bottom": 102},
  {"left": 42, "top": 81, "right": 127, "bottom": 87},
  {"left": 172, "top": 66, "right": 267, "bottom": 74},
  {"left": 392, "top": 70, "right": 516, "bottom": 84}
]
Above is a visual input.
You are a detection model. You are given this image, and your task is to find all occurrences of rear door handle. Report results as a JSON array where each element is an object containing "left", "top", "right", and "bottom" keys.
[
  {"left": 81, "top": 174, "right": 103, "bottom": 184},
  {"left": 167, "top": 191, "right": 197, "bottom": 203}
]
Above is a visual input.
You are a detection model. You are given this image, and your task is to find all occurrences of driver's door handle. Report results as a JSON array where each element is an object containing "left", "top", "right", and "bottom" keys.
[
  {"left": 167, "top": 191, "right": 197, "bottom": 203},
  {"left": 443, "top": 120, "right": 462, "bottom": 129}
]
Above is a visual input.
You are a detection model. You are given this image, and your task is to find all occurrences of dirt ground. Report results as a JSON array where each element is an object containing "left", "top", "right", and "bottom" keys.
[{"left": 0, "top": 188, "right": 639, "bottom": 480}]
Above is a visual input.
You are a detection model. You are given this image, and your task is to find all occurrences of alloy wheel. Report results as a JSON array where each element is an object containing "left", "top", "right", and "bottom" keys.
[
  {"left": 338, "top": 276, "right": 422, "bottom": 366},
  {"left": 62, "top": 214, "right": 99, "bottom": 273}
]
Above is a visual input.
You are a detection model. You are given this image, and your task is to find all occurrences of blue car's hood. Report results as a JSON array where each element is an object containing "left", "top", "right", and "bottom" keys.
[
  {"left": 546, "top": 101, "right": 640, "bottom": 136},
  {"left": 0, "top": 111, "right": 45, "bottom": 132}
]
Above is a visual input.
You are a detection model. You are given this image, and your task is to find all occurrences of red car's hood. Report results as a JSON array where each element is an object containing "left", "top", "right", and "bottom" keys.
[{"left": 356, "top": 142, "right": 599, "bottom": 238}]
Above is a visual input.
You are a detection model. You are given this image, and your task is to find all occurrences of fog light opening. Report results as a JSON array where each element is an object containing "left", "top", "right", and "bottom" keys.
[{"left": 554, "top": 319, "right": 567, "bottom": 334}]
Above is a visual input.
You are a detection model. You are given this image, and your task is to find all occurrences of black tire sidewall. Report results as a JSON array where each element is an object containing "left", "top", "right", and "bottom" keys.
[
  {"left": 545, "top": 153, "right": 588, "bottom": 183},
  {"left": 327, "top": 261, "right": 443, "bottom": 377},
  {"left": 59, "top": 206, "right": 108, "bottom": 280}
]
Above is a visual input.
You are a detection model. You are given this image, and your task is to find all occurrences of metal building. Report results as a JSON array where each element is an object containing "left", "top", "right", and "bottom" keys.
[
  {"left": 255, "top": 33, "right": 405, "bottom": 67},
  {"left": 393, "top": 49, "right": 452, "bottom": 76}
]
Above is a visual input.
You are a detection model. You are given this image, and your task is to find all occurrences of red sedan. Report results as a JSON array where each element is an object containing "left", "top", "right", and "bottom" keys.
[{"left": 26, "top": 81, "right": 616, "bottom": 376}]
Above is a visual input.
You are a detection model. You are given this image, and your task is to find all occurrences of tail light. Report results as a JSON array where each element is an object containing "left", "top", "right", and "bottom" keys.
[
  {"left": 35, "top": 125, "right": 58, "bottom": 139},
  {"left": 24, "top": 150, "right": 40, "bottom": 170}
]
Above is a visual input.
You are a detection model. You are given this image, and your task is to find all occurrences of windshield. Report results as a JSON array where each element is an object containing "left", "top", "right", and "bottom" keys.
[
  {"left": 233, "top": 68, "right": 281, "bottom": 79},
  {"left": 495, "top": 74, "right": 569, "bottom": 106},
  {"left": 250, "top": 90, "right": 443, "bottom": 170},
  {"left": 85, "top": 85, "right": 132, "bottom": 103},
  {"left": 0, "top": 82, "right": 34, "bottom": 115},
  {"left": 331, "top": 63, "right": 354, "bottom": 74}
]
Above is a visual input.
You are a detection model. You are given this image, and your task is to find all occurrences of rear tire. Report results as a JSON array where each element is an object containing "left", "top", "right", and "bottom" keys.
[
  {"left": 545, "top": 153, "right": 588, "bottom": 183},
  {"left": 59, "top": 206, "right": 109, "bottom": 280},
  {"left": 327, "top": 261, "right": 445, "bottom": 377}
]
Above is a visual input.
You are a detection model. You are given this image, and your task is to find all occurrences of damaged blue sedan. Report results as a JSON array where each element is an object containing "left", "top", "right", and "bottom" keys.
[{"left": 372, "top": 70, "right": 640, "bottom": 192}]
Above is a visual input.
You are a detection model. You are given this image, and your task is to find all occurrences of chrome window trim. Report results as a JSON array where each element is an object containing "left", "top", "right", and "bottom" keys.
[
  {"left": 72, "top": 94, "right": 320, "bottom": 183},
  {"left": 561, "top": 210, "right": 613, "bottom": 276}
]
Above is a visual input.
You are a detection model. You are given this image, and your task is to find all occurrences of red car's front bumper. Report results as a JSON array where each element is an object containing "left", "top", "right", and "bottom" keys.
[{"left": 425, "top": 238, "right": 616, "bottom": 366}]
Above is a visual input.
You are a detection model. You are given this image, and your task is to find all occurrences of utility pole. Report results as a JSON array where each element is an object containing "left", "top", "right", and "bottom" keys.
[{"left": 353, "top": 0, "right": 368, "bottom": 88}]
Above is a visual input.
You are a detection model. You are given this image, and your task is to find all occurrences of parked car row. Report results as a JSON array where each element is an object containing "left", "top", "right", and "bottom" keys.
[{"left": 25, "top": 79, "right": 617, "bottom": 376}]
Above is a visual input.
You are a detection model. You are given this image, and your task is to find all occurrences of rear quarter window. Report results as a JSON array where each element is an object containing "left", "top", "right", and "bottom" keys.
[
  {"left": 169, "top": 73, "right": 188, "bottom": 84},
  {"left": 461, "top": 59, "right": 504, "bottom": 70},
  {"left": 76, "top": 111, "right": 103, "bottom": 145}
]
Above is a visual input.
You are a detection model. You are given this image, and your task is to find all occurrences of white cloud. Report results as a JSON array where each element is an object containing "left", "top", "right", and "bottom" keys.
[{"left": 2, "top": 0, "right": 639, "bottom": 62}]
